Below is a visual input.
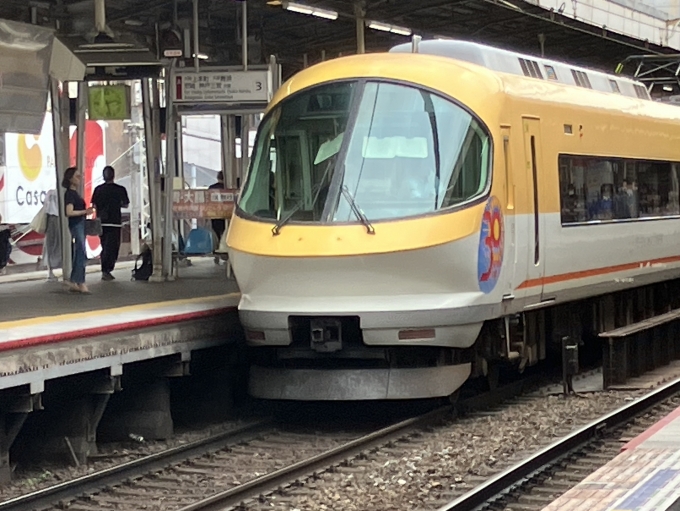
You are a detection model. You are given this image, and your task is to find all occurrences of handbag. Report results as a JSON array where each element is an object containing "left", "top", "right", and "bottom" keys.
[
  {"left": 29, "top": 205, "right": 47, "bottom": 234},
  {"left": 85, "top": 218, "right": 103, "bottom": 237}
]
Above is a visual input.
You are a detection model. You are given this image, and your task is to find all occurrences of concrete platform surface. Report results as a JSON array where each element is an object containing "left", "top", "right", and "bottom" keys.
[
  {"left": 0, "top": 258, "right": 238, "bottom": 323},
  {"left": 541, "top": 405, "right": 680, "bottom": 511},
  {"left": 0, "top": 258, "right": 242, "bottom": 393}
]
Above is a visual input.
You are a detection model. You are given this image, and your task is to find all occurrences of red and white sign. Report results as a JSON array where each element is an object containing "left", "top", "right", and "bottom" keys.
[
  {"left": 1, "top": 114, "right": 57, "bottom": 224},
  {"left": 0, "top": 117, "right": 106, "bottom": 264}
]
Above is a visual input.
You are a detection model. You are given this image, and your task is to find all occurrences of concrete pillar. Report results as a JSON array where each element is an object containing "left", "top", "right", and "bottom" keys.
[
  {"left": 0, "top": 413, "right": 28, "bottom": 484},
  {"left": 36, "top": 394, "right": 110, "bottom": 465},
  {"left": 50, "top": 78, "right": 72, "bottom": 280},
  {"left": 142, "top": 78, "right": 164, "bottom": 282},
  {"left": 98, "top": 379, "right": 173, "bottom": 442}
]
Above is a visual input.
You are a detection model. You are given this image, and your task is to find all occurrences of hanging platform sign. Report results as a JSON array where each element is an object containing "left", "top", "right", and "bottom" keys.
[
  {"left": 172, "top": 189, "right": 239, "bottom": 219},
  {"left": 88, "top": 85, "right": 132, "bottom": 120},
  {"left": 173, "top": 70, "right": 272, "bottom": 104}
]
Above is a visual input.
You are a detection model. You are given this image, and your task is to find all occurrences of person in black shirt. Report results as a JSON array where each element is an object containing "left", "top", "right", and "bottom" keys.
[
  {"left": 208, "top": 173, "right": 226, "bottom": 264},
  {"left": 63, "top": 166, "right": 93, "bottom": 293},
  {"left": 91, "top": 166, "right": 130, "bottom": 281}
]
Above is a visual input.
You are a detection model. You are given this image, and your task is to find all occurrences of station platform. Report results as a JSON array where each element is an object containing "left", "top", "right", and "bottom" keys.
[
  {"left": 0, "top": 259, "right": 241, "bottom": 392},
  {"left": 0, "top": 259, "right": 243, "bottom": 480},
  {"left": 541, "top": 404, "right": 680, "bottom": 511}
]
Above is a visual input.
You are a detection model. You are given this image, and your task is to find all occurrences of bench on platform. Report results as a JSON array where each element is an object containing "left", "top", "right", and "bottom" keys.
[{"left": 599, "top": 308, "right": 680, "bottom": 388}]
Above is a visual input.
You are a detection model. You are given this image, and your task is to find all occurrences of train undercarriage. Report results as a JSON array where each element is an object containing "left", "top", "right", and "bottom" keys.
[{"left": 247, "top": 279, "right": 680, "bottom": 401}]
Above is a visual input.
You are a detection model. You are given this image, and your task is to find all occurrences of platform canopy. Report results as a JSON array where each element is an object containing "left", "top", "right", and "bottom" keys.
[
  {"left": 0, "top": 19, "right": 85, "bottom": 134},
  {"left": 0, "top": 1, "right": 678, "bottom": 90}
]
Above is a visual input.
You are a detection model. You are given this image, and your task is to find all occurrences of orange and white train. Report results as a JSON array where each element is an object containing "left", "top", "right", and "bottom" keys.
[{"left": 227, "top": 39, "right": 680, "bottom": 400}]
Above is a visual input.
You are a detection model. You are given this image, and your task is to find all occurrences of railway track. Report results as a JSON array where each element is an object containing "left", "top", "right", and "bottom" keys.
[
  {"left": 0, "top": 378, "right": 537, "bottom": 511},
  {"left": 0, "top": 420, "right": 274, "bottom": 511},
  {"left": 6, "top": 371, "right": 669, "bottom": 511},
  {"left": 437, "top": 377, "right": 680, "bottom": 511}
]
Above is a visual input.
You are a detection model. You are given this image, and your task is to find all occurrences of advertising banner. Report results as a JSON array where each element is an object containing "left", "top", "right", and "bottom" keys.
[
  {"left": 3, "top": 113, "right": 57, "bottom": 224},
  {"left": 0, "top": 117, "right": 106, "bottom": 264}
]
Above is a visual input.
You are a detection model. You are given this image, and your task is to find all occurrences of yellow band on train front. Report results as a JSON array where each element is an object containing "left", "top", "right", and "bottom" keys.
[{"left": 227, "top": 202, "right": 485, "bottom": 257}]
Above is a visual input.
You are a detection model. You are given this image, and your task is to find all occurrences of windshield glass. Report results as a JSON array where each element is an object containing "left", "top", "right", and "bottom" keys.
[{"left": 238, "top": 80, "right": 491, "bottom": 224}]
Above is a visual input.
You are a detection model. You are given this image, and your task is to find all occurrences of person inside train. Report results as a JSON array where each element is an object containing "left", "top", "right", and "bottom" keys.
[
  {"left": 91, "top": 165, "right": 130, "bottom": 281},
  {"left": 561, "top": 183, "right": 580, "bottom": 223},
  {"left": 614, "top": 180, "right": 639, "bottom": 219},
  {"left": 63, "top": 167, "right": 93, "bottom": 294},
  {"left": 588, "top": 183, "right": 614, "bottom": 220}
]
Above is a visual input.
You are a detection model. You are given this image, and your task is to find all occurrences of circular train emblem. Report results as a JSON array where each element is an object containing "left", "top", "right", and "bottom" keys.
[{"left": 477, "top": 196, "right": 504, "bottom": 294}]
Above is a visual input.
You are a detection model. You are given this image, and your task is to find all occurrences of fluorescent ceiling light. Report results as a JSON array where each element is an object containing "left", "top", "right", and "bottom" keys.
[
  {"left": 192, "top": 53, "right": 209, "bottom": 60},
  {"left": 283, "top": 1, "right": 338, "bottom": 20},
  {"left": 366, "top": 20, "right": 412, "bottom": 36},
  {"left": 663, "top": 85, "right": 674, "bottom": 92}
]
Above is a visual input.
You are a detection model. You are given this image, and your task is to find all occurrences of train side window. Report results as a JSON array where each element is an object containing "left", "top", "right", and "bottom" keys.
[
  {"left": 518, "top": 58, "right": 543, "bottom": 79},
  {"left": 634, "top": 84, "right": 649, "bottom": 99},
  {"left": 609, "top": 80, "right": 621, "bottom": 93},
  {"left": 571, "top": 70, "right": 592, "bottom": 89},
  {"left": 558, "top": 155, "right": 680, "bottom": 225},
  {"left": 544, "top": 65, "right": 558, "bottom": 81}
]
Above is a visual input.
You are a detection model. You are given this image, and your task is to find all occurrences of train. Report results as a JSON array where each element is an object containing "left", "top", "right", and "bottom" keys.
[{"left": 226, "top": 39, "right": 680, "bottom": 400}]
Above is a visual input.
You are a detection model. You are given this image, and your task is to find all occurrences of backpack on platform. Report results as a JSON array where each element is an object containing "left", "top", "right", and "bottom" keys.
[{"left": 131, "top": 245, "right": 153, "bottom": 281}]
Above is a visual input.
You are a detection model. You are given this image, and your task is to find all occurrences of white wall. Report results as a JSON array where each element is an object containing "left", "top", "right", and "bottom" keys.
[{"left": 523, "top": 0, "right": 680, "bottom": 49}]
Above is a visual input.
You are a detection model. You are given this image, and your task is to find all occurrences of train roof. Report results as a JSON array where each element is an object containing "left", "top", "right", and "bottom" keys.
[{"left": 389, "top": 39, "right": 651, "bottom": 101}]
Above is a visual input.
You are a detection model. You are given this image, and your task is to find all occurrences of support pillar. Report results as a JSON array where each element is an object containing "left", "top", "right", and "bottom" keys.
[
  {"left": 220, "top": 115, "right": 236, "bottom": 188},
  {"left": 354, "top": 1, "right": 366, "bottom": 54},
  {"left": 162, "top": 65, "right": 177, "bottom": 281},
  {"left": 142, "top": 78, "right": 164, "bottom": 282},
  {"left": 76, "top": 82, "right": 88, "bottom": 197},
  {"left": 34, "top": 376, "right": 116, "bottom": 465},
  {"left": 99, "top": 379, "right": 173, "bottom": 442},
  {"left": 0, "top": 413, "right": 29, "bottom": 484},
  {"left": 241, "top": 0, "right": 248, "bottom": 71},
  {"left": 239, "top": 115, "right": 251, "bottom": 186},
  {"left": 50, "top": 78, "right": 72, "bottom": 281},
  {"left": 38, "top": 394, "right": 109, "bottom": 464}
]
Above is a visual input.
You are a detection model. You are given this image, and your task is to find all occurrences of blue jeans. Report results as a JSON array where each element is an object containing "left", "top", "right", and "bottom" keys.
[{"left": 69, "top": 221, "right": 87, "bottom": 284}]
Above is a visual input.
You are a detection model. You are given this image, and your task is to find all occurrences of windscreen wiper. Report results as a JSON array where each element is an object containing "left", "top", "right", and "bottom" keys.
[
  {"left": 272, "top": 157, "right": 336, "bottom": 236},
  {"left": 271, "top": 198, "right": 304, "bottom": 236},
  {"left": 341, "top": 185, "right": 375, "bottom": 235}
]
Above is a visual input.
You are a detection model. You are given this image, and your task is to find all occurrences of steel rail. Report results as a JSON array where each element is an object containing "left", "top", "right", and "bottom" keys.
[
  {"left": 0, "top": 420, "right": 273, "bottom": 511},
  {"left": 436, "top": 376, "right": 680, "bottom": 511},
  {"left": 0, "top": 374, "right": 540, "bottom": 511},
  {"left": 175, "top": 375, "right": 542, "bottom": 511},
  {"left": 176, "top": 406, "right": 454, "bottom": 511}
]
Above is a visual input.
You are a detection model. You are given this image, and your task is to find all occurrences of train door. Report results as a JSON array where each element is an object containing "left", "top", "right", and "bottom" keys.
[
  {"left": 520, "top": 117, "right": 546, "bottom": 303},
  {"left": 500, "top": 127, "right": 517, "bottom": 300}
]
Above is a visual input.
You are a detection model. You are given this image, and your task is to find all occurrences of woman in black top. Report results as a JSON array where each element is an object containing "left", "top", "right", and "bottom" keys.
[{"left": 63, "top": 167, "right": 93, "bottom": 293}]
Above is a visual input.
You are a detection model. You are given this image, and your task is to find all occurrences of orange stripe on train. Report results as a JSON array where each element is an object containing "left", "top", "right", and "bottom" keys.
[{"left": 517, "top": 255, "right": 680, "bottom": 290}]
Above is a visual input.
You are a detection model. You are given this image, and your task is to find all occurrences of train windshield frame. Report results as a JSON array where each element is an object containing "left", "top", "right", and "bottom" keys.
[{"left": 238, "top": 79, "right": 492, "bottom": 226}]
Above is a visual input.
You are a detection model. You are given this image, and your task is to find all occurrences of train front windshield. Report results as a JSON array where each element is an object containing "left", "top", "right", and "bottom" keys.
[{"left": 238, "top": 80, "right": 491, "bottom": 225}]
